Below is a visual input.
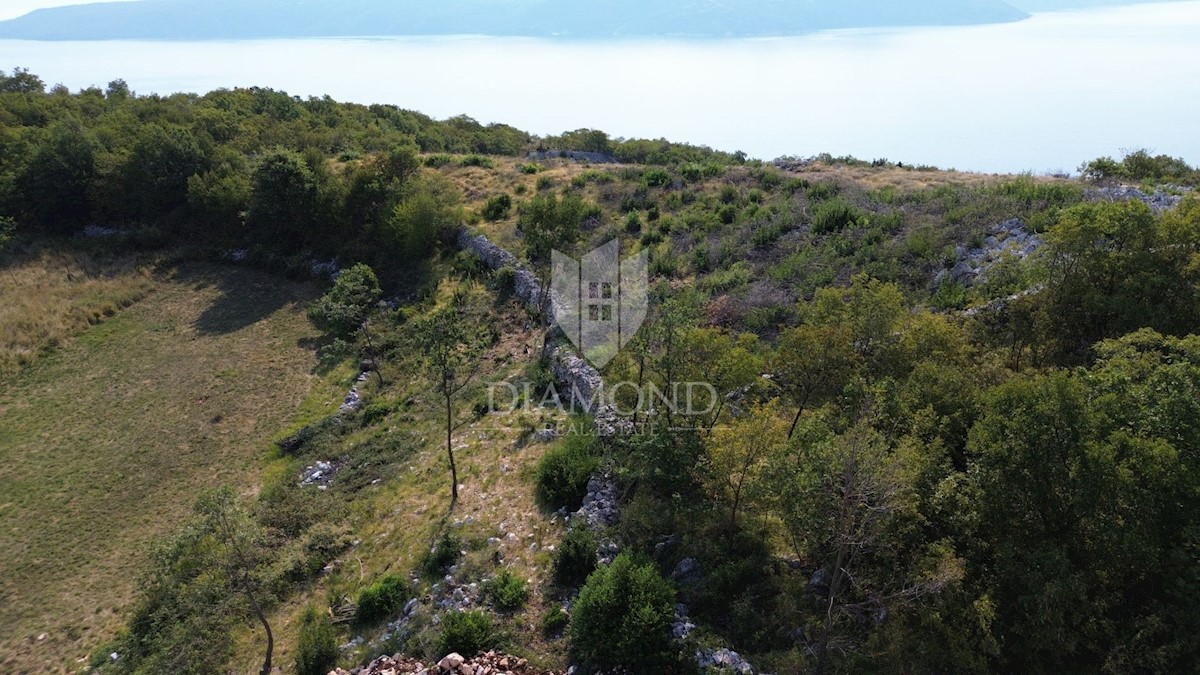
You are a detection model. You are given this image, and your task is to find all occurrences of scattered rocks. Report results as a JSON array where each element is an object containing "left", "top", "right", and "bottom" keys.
[
  {"left": 673, "top": 604, "right": 697, "bottom": 641},
  {"left": 331, "top": 650, "right": 555, "bottom": 675},
  {"left": 1086, "top": 185, "right": 1187, "bottom": 213},
  {"left": 339, "top": 371, "right": 371, "bottom": 415},
  {"left": 695, "top": 647, "right": 757, "bottom": 675},
  {"left": 936, "top": 218, "right": 1042, "bottom": 288},
  {"left": 300, "top": 460, "right": 337, "bottom": 487}
]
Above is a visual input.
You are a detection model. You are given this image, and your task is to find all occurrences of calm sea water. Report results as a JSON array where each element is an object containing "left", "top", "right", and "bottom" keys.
[{"left": 2, "top": 1, "right": 1198, "bottom": 173}]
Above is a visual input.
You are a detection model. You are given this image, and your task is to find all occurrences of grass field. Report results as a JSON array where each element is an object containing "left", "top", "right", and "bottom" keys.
[{"left": 0, "top": 261, "right": 330, "bottom": 674}]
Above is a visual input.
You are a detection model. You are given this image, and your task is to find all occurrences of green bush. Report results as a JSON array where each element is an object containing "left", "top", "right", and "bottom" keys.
[
  {"left": 459, "top": 154, "right": 494, "bottom": 169},
  {"left": 355, "top": 574, "right": 410, "bottom": 624},
  {"left": 624, "top": 211, "right": 643, "bottom": 234},
  {"left": 811, "top": 198, "right": 864, "bottom": 234},
  {"left": 519, "top": 162, "right": 543, "bottom": 174},
  {"left": 553, "top": 525, "right": 598, "bottom": 587},
  {"left": 485, "top": 568, "right": 529, "bottom": 611},
  {"left": 437, "top": 610, "right": 496, "bottom": 657},
  {"left": 295, "top": 605, "right": 338, "bottom": 675},
  {"left": 541, "top": 606, "right": 570, "bottom": 636},
  {"left": 535, "top": 434, "right": 599, "bottom": 511},
  {"left": 806, "top": 181, "right": 840, "bottom": 201},
  {"left": 569, "top": 553, "right": 677, "bottom": 674},
  {"left": 644, "top": 167, "right": 672, "bottom": 188},
  {"left": 420, "top": 532, "right": 462, "bottom": 578},
  {"left": 481, "top": 193, "right": 513, "bottom": 221}
]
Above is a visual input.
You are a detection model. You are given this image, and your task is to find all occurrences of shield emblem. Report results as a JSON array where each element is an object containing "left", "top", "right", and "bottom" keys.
[{"left": 551, "top": 240, "right": 648, "bottom": 368}]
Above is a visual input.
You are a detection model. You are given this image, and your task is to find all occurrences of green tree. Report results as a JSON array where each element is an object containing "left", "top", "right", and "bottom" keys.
[
  {"left": 968, "top": 345, "right": 1200, "bottom": 671},
  {"left": 119, "top": 488, "right": 276, "bottom": 675},
  {"left": 569, "top": 552, "right": 677, "bottom": 674},
  {"left": 774, "top": 323, "right": 855, "bottom": 438},
  {"left": 416, "top": 296, "right": 486, "bottom": 505},
  {"left": 520, "top": 192, "right": 592, "bottom": 261},
  {"left": 247, "top": 148, "right": 319, "bottom": 247},
  {"left": 775, "top": 420, "right": 959, "bottom": 672},
  {"left": 123, "top": 124, "right": 209, "bottom": 220},
  {"left": 705, "top": 401, "right": 787, "bottom": 528},
  {"left": 13, "top": 118, "right": 96, "bottom": 233}
]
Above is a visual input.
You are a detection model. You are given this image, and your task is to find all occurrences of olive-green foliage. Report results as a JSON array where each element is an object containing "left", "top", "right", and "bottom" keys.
[
  {"left": 569, "top": 552, "right": 677, "bottom": 674},
  {"left": 355, "top": 575, "right": 411, "bottom": 625},
  {"left": 420, "top": 531, "right": 462, "bottom": 578},
  {"left": 540, "top": 606, "right": 570, "bottom": 636},
  {"left": 1080, "top": 148, "right": 1197, "bottom": 185},
  {"left": 968, "top": 332, "right": 1200, "bottom": 671},
  {"left": 535, "top": 434, "right": 599, "bottom": 511},
  {"left": 295, "top": 605, "right": 338, "bottom": 675},
  {"left": 811, "top": 198, "right": 864, "bottom": 234},
  {"left": 12, "top": 119, "right": 96, "bottom": 233},
  {"left": 519, "top": 192, "right": 597, "bottom": 260},
  {"left": 114, "top": 489, "right": 274, "bottom": 675},
  {"left": 306, "top": 263, "right": 382, "bottom": 338},
  {"left": 247, "top": 148, "right": 321, "bottom": 246},
  {"left": 481, "top": 193, "right": 513, "bottom": 221},
  {"left": 485, "top": 568, "right": 529, "bottom": 612},
  {"left": 553, "top": 525, "right": 598, "bottom": 587},
  {"left": 436, "top": 610, "right": 496, "bottom": 657}
]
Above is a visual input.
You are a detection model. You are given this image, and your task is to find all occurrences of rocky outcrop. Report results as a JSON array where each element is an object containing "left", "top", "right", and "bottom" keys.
[
  {"left": 329, "top": 650, "right": 559, "bottom": 675},
  {"left": 936, "top": 218, "right": 1042, "bottom": 288},
  {"left": 1086, "top": 185, "right": 1187, "bottom": 214}
]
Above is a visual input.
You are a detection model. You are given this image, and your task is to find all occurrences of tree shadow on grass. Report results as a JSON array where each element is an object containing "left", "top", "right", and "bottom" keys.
[{"left": 171, "top": 262, "right": 317, "bottom": 337}]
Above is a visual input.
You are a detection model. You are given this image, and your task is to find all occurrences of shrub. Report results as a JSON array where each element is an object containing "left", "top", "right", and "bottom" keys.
[
  {"left": 541, "top": 606, "right": 570, "bottom": 637},
  {"left": 811, "top": 198, "right": 864, "bottom": 234},
  {"left": 536, "top": 175, "right": 554, "bottom": 191},
  {"left": 569, "top": 553, "right": 677, "bottom": 674},
  {"left": 643, "top": 167, "right": 672, "bottom": 188},
  {"left": 420, "top": 532, "right": 462, "bottom": 578},
  {"left": 295, "top": 605, "right": 338, "bottom": 675},
  {"left": 356, "top": 574, "right": 410, "bottom": 624},
  {"left": 306, "top": 263, "right": 382, "bottom": 338},
  {"left": 437, "top": 610, "right": 495, "bottom": 656},
  {"left": 486, "top": 569, "right": 529, "bottom": 611},
  {"left": 459, "top": 154, "right": 494, "bottom": 169},
  {"left": 424, "top": 154, "right": 453, "bottom": 167},
  {"left": 519, "top": 162, "right": 543, "bottom": 174},
  {"left": 553, "top": 525, "right": 598, "bottom": 587},
  {"left": 624, "top": 211, "right": 643, "bottom": 234},
  {"left": 481, "top": 193, "right": 513, "bottom": 221},
  {"left": 806, "top": 182, "right": 840, "bottom": 201},
  {"left": 536, "top": 434, "right": 600, "bottom": 511}
]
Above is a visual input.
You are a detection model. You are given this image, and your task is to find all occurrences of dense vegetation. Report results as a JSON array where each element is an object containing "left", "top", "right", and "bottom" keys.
[{"left": 3, "top": 68, "right": 1200, "bottom": 674}]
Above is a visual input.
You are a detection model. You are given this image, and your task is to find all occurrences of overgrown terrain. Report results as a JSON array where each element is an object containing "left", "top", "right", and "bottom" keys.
[{"left": 2, "top": 66, "right": 1199, "bottom": 675}]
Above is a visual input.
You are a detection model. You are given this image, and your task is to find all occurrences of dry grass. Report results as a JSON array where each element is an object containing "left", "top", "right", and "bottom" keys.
[
  {"left": 0, "top": 261, "right": 325, "bottom": 674},
  {"left": 0, "top": 249, "right": 158, "bottom": 379},
  {"left": 228, "top": 285, "right": 571, "bottom": 674}
]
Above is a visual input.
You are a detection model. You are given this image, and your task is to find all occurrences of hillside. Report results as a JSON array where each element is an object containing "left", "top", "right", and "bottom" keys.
[
  {"left": 0, "top": 0, "right": 1029, "bottom": 40},
  {"left": 2, "top": 72, "right": 1200, "bottom": 675}
]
